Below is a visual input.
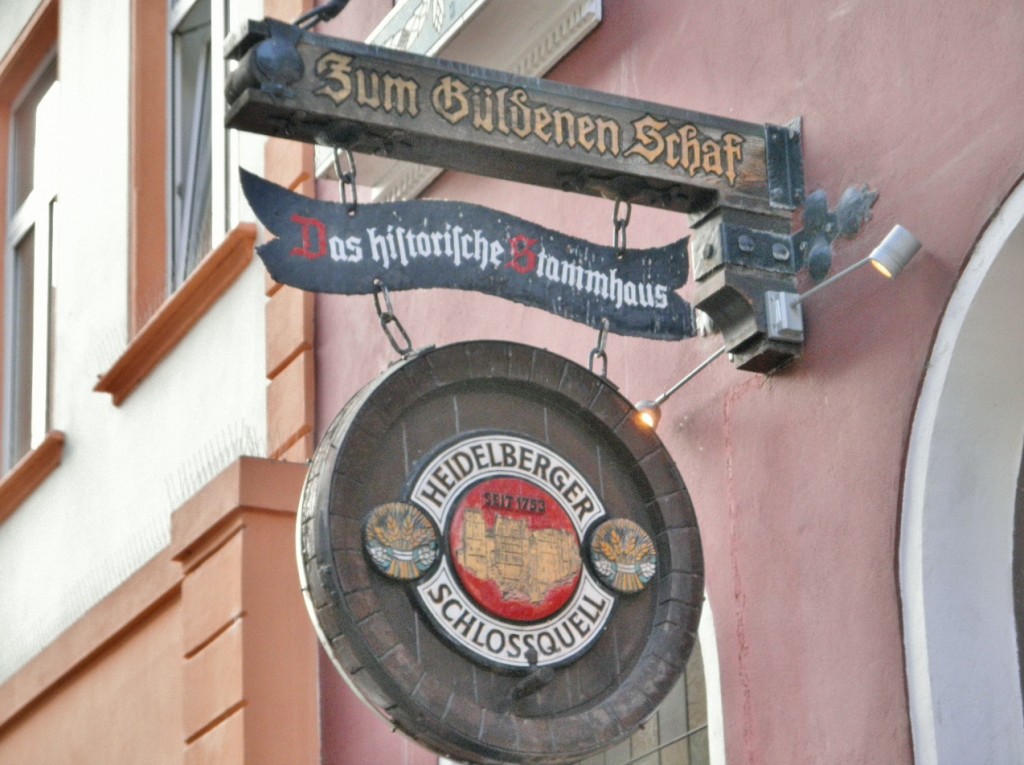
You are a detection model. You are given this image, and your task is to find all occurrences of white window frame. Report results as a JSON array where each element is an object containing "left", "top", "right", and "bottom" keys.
[
  {"left": 168, "top": 0, "right": 231, "bottom": 291},
  {"left": 4, "top": 56, "right": 58, "bottom": 471}
]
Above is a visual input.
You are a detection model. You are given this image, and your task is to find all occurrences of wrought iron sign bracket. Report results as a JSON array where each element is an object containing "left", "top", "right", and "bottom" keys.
[
  {"left": 688, "top": 183, "right": 879, "bottom": 373},
  {"left": 765, "top": 122, "right": 805, "bottom": 211},
  {"left": 688, "top": 207, "right": 800, "bottom": 373},
  {"left": 791, "top": 184, "right": 880, "bottom": 280},
  {"left": 224, "top": 18, "right": 883, "bottom": 375}
]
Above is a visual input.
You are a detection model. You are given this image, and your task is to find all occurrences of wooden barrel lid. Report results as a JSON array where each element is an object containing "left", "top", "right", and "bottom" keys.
[{"left": 298, "top": 341, "right": 703, "bottom": 765}]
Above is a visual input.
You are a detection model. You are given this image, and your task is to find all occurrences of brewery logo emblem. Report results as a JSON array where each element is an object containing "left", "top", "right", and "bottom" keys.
[
  {"left": 396, "top": 433, "right": 614, "bottom": 669},
  {"left": 589, "top": 519, "right": 658, "bottom": 594},
  {"left": 363, "top": 502, "right": 439, "bottom": 580},
  {"left": 448, "top": 476, "right": 581, "bottom": 623}
]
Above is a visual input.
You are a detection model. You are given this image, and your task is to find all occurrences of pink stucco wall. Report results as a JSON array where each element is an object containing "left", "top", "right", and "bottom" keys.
[{"left": 314, "top": 1, "right": 1024, "bottom": 763}]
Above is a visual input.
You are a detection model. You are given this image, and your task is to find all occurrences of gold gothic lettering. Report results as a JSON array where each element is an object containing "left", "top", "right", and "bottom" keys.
[
  {"left": 625, "top": 114, "right": 744, "bottom": 185},
  {"left": 312, "top": 61, "right": 746, "bottom": 187},
  {"left": 428, "top": 77, "right": 744, "bottom": 186},
  {"left": 431, "top": 76, "right": 620, "bottom": 157},
  {"left": 314, "top": 52, "right": 420, "bottom": 116}
]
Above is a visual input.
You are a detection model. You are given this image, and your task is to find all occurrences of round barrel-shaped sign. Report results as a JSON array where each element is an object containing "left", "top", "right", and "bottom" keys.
[{"left": 298, "top": 341, "right": 703, "bottom": 765}]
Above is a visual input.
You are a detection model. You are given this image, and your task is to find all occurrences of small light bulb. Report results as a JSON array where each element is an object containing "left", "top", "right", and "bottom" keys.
[
  {"left": 871, "top": 259, "right": 893, "bottom": 278},
  {"left": 634, "top": 401, "right": 661, "bottom": 430}
]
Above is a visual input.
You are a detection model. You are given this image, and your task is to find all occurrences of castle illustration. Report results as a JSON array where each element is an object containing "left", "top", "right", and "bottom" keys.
[{"left": 457, "top": 508, "right": 581, "bottom": 604}]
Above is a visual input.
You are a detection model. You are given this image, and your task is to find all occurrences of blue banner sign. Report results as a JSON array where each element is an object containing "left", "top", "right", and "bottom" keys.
[{"left": 241, "top": 169, "right": 694, "bottom": 340}]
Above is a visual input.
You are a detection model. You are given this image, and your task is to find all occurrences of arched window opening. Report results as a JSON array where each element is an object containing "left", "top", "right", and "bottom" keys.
[
  {"left": 901, "top": 177, "right": 1024, "bottom": 764},
  {"left": 577, "top": 640, "right": 710, "bottom": 765}
]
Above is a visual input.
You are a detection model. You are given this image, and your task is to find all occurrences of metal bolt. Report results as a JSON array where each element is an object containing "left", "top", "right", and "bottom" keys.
[
  {"left": 772, "top": 243, "right": 790, "bottom": 261},
  {"left": 738, "top": 235, "right": 755, "bottom": 253},
  {"left": 703, "top": 244, "right": 715, "bottom": 261}
]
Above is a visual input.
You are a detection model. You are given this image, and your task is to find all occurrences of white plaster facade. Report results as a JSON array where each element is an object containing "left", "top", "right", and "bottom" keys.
[{"left": 0, "top": 0, "right": 269, "bottom": 681}]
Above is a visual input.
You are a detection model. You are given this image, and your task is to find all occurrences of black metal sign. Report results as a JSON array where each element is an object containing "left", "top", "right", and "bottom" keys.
[
  {"left": 242, "top": 170, "right": 694, "bottom": 340},
  {"left": 225, "top": 18, "right": 802, "bottom": 215}
]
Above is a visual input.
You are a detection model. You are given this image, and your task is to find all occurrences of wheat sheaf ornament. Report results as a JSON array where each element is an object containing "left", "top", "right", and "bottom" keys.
[
  {"left": 363, "top": 502, "right": 439, "bottom": 580},
  {"left": 589, "top": 518, "right": 658, "bottom": 594}
]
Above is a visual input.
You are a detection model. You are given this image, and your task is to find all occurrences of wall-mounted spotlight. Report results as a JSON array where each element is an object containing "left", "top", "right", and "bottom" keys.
[
  {"left": 635, "top": 346, "right": 727, "bottom": 429},
  {"left": 636, "top": 225, "right": 920, "bottom": 429},
  {"left": 765, "top": 225, "right": 921, "bottom": 343}
]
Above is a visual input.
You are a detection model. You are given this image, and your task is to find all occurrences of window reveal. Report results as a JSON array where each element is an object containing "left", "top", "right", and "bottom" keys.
[
  {"left": 5, "top": 59, "right": 58, "bottom": 470},
  {"left": 169, "top": 0, "right": 213, "bottom": 289}
]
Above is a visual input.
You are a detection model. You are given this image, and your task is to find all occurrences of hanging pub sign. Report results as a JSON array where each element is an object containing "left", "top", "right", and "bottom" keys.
[
  {"left": 242, "top": 169, "right": 693, "bottom": 339},
  {"left": 298, "top": 340, "right": 704, "bottom": 765},
  {"left": 225, "top": 18, "right": 803, "bottom": 215},
  {"left": 225, "top": 16, "right": 815, "bottom": 372}
]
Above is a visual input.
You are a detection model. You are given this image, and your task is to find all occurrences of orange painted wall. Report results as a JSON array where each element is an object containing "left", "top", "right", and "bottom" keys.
[
  {"left": 0, "top": 459, "right": 318, "bottom": 765},
  {"left": 0, "top": 597, "right": 184, "bottom": 763}
]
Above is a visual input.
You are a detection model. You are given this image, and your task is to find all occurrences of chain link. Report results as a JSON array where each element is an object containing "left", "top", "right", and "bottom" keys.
[
  {"left": 333, "top": 147, "right": 358, "bottom": 216},
  {"left": 612, "top": 199, "right": 631, "bottom": 259},
  {"left": 373, "top": 280, "right": 414, "bottom": 357},
  {"left": 588, "top": 317, "right": 610, "bottom": 377}
]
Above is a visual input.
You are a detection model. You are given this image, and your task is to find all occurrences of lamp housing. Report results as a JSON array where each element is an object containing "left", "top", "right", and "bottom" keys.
[
  {"left": 869, "top": 225, "right": 921, "bottom": 278},
  {"left": 634, "top": 401, "right": 661, "bottom": 429}
]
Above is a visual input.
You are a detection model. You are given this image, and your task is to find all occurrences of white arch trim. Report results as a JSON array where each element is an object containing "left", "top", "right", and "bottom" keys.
[
  {"left": 901, "top": 179, "right": 1024, "bottom": 764},
  {"left": 699, "top": 594, "right": 727, "bottom": 765}
]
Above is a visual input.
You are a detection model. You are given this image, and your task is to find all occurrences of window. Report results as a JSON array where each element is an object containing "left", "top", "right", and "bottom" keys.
[
  {"left": 95, "top": 0, "right": 249, "bottom": 405},
  {"left": 4, "top": 58, "right": 57, "bottom": 470},
  {"left": 169, "top": 0, "right": 213, "bottom": 290},
  {"left": 576, "top": 642, "right": 710, "bottom": 765}
]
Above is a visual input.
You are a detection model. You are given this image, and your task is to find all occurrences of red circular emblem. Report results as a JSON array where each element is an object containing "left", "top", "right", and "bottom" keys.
[{"left": 448, "top": 477, "right": 582, "bottom": 623}]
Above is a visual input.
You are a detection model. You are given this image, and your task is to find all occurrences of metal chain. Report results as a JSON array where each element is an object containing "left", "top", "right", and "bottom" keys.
[
  {"left": 588, "top": 202, "right": 629, "bottom": 376},
  {"left": 373, "top": 279, "right": 414, "bottom": 357},
  {"left": 333, "top": 147, "right": 358, "bottom": 216},
  {"left": 612, "top": 199, "right": 631, "bottom": 259},
  {"left": 588, "top": 317, "right": 610, "bottom": 378},
  {"left": 587, "top": 200, "right": 629, "bottom": 377}
]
